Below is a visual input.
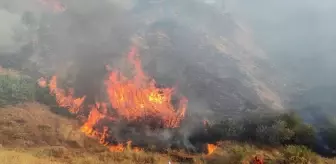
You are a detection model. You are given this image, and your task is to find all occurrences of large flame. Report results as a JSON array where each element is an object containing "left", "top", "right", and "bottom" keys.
[
  {"left": 39, "top": 46, "right": 188, "bottom": 152},
  {"left": 105, "top": 47, "right": 187, "bottom": 128}
]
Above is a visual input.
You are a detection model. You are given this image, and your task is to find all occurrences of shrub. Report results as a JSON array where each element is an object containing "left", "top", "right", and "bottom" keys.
[
  {"left": 228, "top": 145, "right": 255, "bottom": 163},
  {"left": 34, "top": 85, "right": 56, "bottom": 105},
  {"left": 0, "top": 74, "right": 36, "bottom": 107},
  {"left": 34, "top": 85, "right": 74, "bottom": 118},
  {"left": 292, "top": 124, "right": 316, "bottom": 147},
  {"left": 255, "top": 120, "right": 294, "bottom": 145},
  {"left": 0, "top": 73, "right": 73, "bottom": 117},
  {"left": 282, "top": 145, "right": 321, "bottom": 164},
  {"left": 205, "top": 112, "right": 316, "bottom": 148}
]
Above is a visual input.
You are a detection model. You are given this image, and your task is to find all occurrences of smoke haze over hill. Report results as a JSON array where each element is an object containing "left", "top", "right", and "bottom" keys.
[
  {"left": 0, "top": 0, "right": 335, "bottom": 120},
  {"left": 0, "top": 0, "right": 336, "bottom": 158}
]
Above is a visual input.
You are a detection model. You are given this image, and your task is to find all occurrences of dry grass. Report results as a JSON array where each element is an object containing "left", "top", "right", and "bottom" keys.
[
  {"left": 1, "top": 142, "right": 334, "bottom": 164},
  {"left": 201, "top": 141, "right": 335, "bottom": 164},
  {"left": 0, "top": 103, "right": 172, "bottom": 164},
  {"left": 0, "top": 103, "right": 335, "bottom": 164},
  {"left": 0, "top": 149, "right": 62, "bottom": 164},
  {"left": 0, "top": 148, "right": 171, "bottom": 164},
  {"left": 0, "top": 103, "right": 85, "bottom": 148}
]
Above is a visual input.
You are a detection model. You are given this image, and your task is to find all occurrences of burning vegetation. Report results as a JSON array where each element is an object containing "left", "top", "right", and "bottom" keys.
[
  {"left": 38, "top": 46, "right": 189, "bottom": 152},
  {"left": 105, "top": 47, "right": 187, "bottom": 129},
  {"left": 1, "top": 0, "right": 336, "bottom": 163},
  {"left": 206, "top": 143, "right": 217, "bottom": 155}
]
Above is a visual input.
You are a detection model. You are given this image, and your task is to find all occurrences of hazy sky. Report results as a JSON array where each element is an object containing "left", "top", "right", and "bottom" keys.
[
  {"left": 1, "top": 0, "right": 335, "bottom": 95},
  {"left": 227, "top": 0, "right": 336, "bottom": 88},
  {"left": 0, "top": 10, "right": 21, "bottom": 50}
]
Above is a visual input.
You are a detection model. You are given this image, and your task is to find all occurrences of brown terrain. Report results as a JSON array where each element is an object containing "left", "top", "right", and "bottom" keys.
[{"left": 0, "top": 102, "right": 335, "bottom": 164}]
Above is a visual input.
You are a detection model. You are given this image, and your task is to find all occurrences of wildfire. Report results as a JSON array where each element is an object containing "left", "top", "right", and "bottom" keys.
[
  {"left": 38, "top": 46, "right": 188, "bottom": 152},
  {"left": 80, "top": 104, "right": 112, "bottom": 137},
  {"left": 105, "top": 47, "right": 187, "bottom": 128},
  {"left": 109, "top": 144, "right": 125, "bottom": 152},
  {"left": 47, "top": 76, "right": 86, "bottom": 114},
  {"left": 206, "top": 144, "right": 217, "bottom": 155}
]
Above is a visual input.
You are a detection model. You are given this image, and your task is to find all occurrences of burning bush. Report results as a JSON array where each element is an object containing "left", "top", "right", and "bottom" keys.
[
  {"left": 38, "top": 46, "right": 189, "bottom": 152},
  {"left": 105, "top": 47, "right": 187, "bottom": 129}
]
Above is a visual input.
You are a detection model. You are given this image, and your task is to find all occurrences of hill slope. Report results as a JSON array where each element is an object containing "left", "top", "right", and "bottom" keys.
[
  {"left": 0, "top": 103, "right": 172, "bottom": 164},
  {"left": 0, "top": 103, "right": 335, "bottom": 164}
]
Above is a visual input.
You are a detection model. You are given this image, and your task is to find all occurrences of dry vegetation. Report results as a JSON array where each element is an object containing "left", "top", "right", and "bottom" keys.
[
  {"left": 0, "top": 102, "right": 334, "bottom": 164},
  {"left": 0, "top": 103, "right": 83, "bottom": 148},
  {"left": 0, "top": 102, "right": 172, "bottom": 164},
  {"left": 0, "top": 70, "right": 335, "bottom": 164}
]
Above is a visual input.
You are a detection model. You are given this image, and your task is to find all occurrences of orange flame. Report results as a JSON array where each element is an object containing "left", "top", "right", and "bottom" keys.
[
  {"left": 106, "top": 47, "right": 187, "bottom": 128},
  {"left": 39, "top": 46, "right": 188, "bottom": 152},
  {"left": 132, "top": 146, "right": 143, "bottom": 152},
  {"left": 48, "top": 76, "right": 86, "bottom": 114},
  {"left": 109, "top": 143, "right": 125, "bottom": 152},
  {"left": 206, "top": 144, "right": 217, "bottom": 155},
  {"left": 80, "top": 104, "right": 112, "bottom": 137},
  {"left": 108, "top": 141, "right": 143, "bottom": 153}
]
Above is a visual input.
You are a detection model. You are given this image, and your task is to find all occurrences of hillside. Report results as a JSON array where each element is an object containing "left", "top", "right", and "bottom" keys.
[
  {"left": 0, "top": 72, "right": 335, "bottom": 163},
  {"left": 1, "top": 0, "right": 336, "bottom": 164},
  {"left": 0, "top": 102, "right": 172, "bottom": 164},
  {"left": 0, "top": 103, "right": 335, "bottom": 164},
  {"left": 0, "top": 0, "right": 284, "bottom": 113}
]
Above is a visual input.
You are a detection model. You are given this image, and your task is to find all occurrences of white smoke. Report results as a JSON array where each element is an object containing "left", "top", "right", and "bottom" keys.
[{"left": 0, "top": 10, "right": 22, "bottom": 52}]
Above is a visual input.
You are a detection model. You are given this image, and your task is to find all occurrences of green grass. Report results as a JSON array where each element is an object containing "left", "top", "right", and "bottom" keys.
[{"left": 0, "top": 73, "right": 74, "bottom": 118}]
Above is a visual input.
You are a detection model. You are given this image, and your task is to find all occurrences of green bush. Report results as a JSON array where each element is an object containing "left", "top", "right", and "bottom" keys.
[
  {"left": 228, "top": 145, "right": 255, "bottom": 163},
  {"left": 0, "top": 74, "right": 36, "bottom": 106},
  {"left": 265, "top": 113, "right": 316, "bottom": 147},
  {"left": 255, "top": 120, "right": 294, "bottom": 145},
  {"left": 205, "top": 112, "right": 316, "bottom": 148},
  {"left": 0, "top": 74, "right": 79, "bottom": 118},
  {"left": 282, "top": 145, "right": 321, "bottom": 164},
  {"left": 292, "top": 124, "right": 316, "bottom": 147},
  {"left": 34, "top": 84, "right": 74, "bottom": 118},
  {"left": 34, "top": 84, "right": 57, "bottom": 106},
  {"left": 0, "top": 74, "right": 60, "bottom": 108}
]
